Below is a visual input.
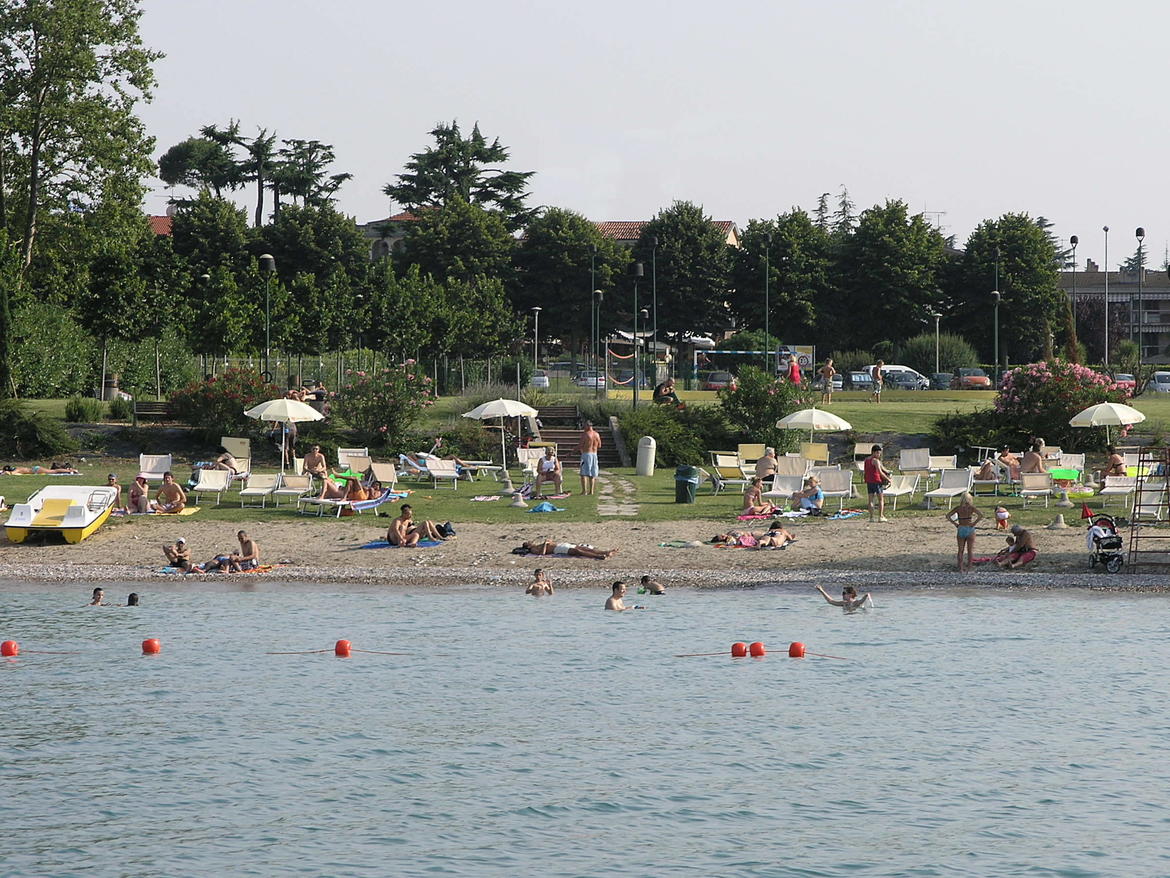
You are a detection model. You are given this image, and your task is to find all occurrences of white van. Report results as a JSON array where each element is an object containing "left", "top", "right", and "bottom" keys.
[
  {"left": 864, "top": 364, "right": 930, "bottom": 390},
  {"left": 1148, "top": 371, "right": 1170, "bottom": 393}
]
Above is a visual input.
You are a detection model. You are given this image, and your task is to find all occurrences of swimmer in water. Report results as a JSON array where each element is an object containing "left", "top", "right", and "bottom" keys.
[
  {"left": 526, "top": 569, "right": 554, "bottom": 596},
  {"left": 605, "top": 581, "right": 644, "bottom": 611},
  {"left": 126, "top": 593, "right": 140, "bottom": 606},
  {"left": 88, "top": 587, "right": 106, "bottom": 606},
  {"left": 815, "top": 584, "right": 872, "bottom": 611},
  {"left": 639, "top": 575, "right": 666, "bottom": 595}
]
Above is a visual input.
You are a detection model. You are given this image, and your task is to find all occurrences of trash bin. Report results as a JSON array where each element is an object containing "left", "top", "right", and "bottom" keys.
[
  {"left": 636, "top": 435, "right": 657, "bottom": 477},
  {"left": 675, "top": 464, "right": 700, "bottom": 504}
]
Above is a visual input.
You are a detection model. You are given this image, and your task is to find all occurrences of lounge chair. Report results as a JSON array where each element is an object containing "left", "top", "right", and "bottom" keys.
[
  {"left": 898, "top": 448, "right": 931, "bottom": 484},
  {"left": 221, "top": 436, "right": 250, "bottom": 460},
  {"left": 272, "top": 473, "right": 312, "bottom": 506},
  {"left": 738, "top": 443, "right": 766, "bottom": 465},
  {"left": 762, "top": 474, "right": 806, "bottom": 500},
  {"left": 1133, "top": 479, "right": 1169, "bottom": 521},
  {"left": 426, "top": 458, "right": 460, "bottom": 490},
  {"left": 190, "top": 469, "right": 231, "bottom": 505},
  {"left": 337, "top": 447, "right": 370, "bottom": 470},
  {"left": 1019, "top": 472, "right": 1054, "bottom": 508},
  {"left": 139, "top": 453, "right": 172, "bottom": 483},
  {"left": 239, "top": 473, "right": 278, "bottom": 508},
  {"left": 818, "top": 470, "right": 854, "bottom": 511},
  {"left": 774, "top": 456, "right": 811, "bottom": 478},
  {"left": 709, "top": 453, "right": 751, "bottom": 494},
  {"left": 800, "top": 442, "right": 829, "bottom": 464},
  {"left": 344, "top": 455, "right": 373, "bottom": 476},
  {"left": 1099, "top": 475, "right": 1137, "bottom": 508},
  {"left": 970, "top": 465, "right": 1000, "bottom": 497},
  {"left": 884, "top": 474, "right": 920, "bottom": 512},
  {"left": 297, "top": 486, "right": 401, "bottom": 518},
  {"left": 368, "top": 462, "right": 399, "bottom": 489},
  {"left": 923, "top": 469, "right": 973, "bottom": 509}
]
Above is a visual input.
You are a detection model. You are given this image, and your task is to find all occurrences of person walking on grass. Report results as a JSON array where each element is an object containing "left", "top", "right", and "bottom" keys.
[
  {"left": 863, "top": 444, "right": 891, "bottom": 523},
  {"left": 819, "top": 358, "right": 836, "bottom": 404},
  {"left": 871, "top": 360, "right": 884, "bottom": 403},
  {"left": 947, "top": 492, "right": 984, "bottom": 572}
]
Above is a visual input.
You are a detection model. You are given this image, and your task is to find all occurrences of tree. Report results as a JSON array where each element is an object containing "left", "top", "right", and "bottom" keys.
[
  {"left": 254, "top": 203, "right": 369, "bottom": 287},
  {"left": 396, "top": 195, "right": 515, "bottom": 285},
  {"left": 384, "top": 121, "right": 536, "bottom": 231},
  {"left": 729, "top": 210, "right": 833, "bottom": 345},
  {"left": 1121, "top": 243, "right": 1148, "bottom": 273},
  {"left": 270, "top": 138, "right": 352, "bottom": 214},
  {"left": 157, "top": 136, "right": 239, "bottom": 197},
  {"left": 0, "top": 0, "right": 160, "bottom": 274},
  {"left": 951, "top": 214, "right": 1064, "bottom": 364},
  {"left": 0, "top": 232, "right": 16, "bottom": 396},
  {"left": 444, "top": 275, "right": 521, "bottom": 357},
  {"left": 170, "top": 192, "right": 251, "bottom": 274},
  {"left": 831, "top": 185, "right": 856, "bottom": 238},
  {"left": 511, "top": 208, "right": 627, "bottom": 354},
  {"left": 829, "top": 200, "right": 947, "bottom": 351},
  {"left": 631, "top": 201, "right": 732, "bottom": 337}
]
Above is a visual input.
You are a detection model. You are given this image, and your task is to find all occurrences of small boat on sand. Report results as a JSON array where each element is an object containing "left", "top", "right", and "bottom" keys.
[{"left": 4, "top": 485, "right": 119, "bottom": 544}]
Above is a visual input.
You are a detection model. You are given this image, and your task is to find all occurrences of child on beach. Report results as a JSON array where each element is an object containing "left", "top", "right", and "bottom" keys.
[
  {"left": 947, "top": 493, "right": 984, "bottom": 572},
  {"left": 526, "top": 569, "right": 554, "bottom": 596},
  {"left": 994, "top": 506, "right": 1010, "bottom": 530}
]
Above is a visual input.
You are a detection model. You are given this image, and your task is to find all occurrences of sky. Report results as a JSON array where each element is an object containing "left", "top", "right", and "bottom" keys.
[{"left": 138, "top": 0, "right": 1170, "bottom": 270}]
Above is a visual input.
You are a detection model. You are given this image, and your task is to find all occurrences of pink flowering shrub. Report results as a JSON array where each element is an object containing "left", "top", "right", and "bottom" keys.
[
  {"left": 332, "top": 364, "right": 435, "bottom": 449},
  {"left": 718, "top": 365, "right": 816, "bottom": 452},
  {"left": 170, "top": 367, "right": 280, "bottom": 436},
  {"left": 995, "top": 360, "right": 1128, "bottom": 449}
]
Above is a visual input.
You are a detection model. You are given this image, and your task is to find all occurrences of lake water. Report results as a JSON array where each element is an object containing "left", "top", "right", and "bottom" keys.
[{"left": 3, "top": 582, "right": 1170, "bottom": 877}]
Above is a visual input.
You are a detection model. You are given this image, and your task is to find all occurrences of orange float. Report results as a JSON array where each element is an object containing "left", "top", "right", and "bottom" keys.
[
  {"left": 788, "top": 641, "right": 806, "bottom": 658},
  {"left": 730, "top": 641, "right": 748, "bottom": 658},
  {"left": 749, "top": 641, "right": 767, "bottom": 657},
  {"left": 142, "top": 638, "right": 162, "bottom": 655},
  {"left": 335, "top": 639, "right": 352, "bottom": 657},
  {"left": 1, "top": 640, "right": 19, "bottom": 657}
]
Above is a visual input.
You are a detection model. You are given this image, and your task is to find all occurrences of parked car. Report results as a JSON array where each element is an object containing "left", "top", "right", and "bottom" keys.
[
  {"left": 1147, "top": 371, "right": 1170, "bottom": 393},
  {"left": 573, "top": 369, "right": 605, "bottom": 388},
  {"left": 703, "top": 370, "right": 737, "bottom": 391},
  {"left": 826, "top": 373, "right": 844, "bottom": 391},
  {"left": 529, "top": 369, "right": 550, "bottom": 389},
  {"left": 1113, "top": 373, "right": 1137, "bottom": 395},
  {"left": 847, "top": 370, "right": 874, "bottom": 390},
  {"left": 866, "top": 363, "right": 930, "bottom": 390},
  {"left": 930, "top": 372, "right": 954, "bottom": 390},
  {"left": 615, "top": 369, "right": 650, "bottom": 389},
  {"left": 548, "top": 361, "right": 579, "bottom": 377},
  {"left": 951, "top": 367, "right": 992, "bottom": 390},
  {"left": 885, "top": 371, "right": 922, "bottom": 391}
]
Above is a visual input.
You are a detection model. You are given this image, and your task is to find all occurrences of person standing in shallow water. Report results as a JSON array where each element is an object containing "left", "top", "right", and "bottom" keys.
[{"left": 815, "top": 584, "right": 872, "bottom": 612}]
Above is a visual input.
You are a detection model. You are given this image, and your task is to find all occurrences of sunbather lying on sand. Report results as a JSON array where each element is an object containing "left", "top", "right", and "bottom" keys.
[
  {"left": 2, "top": 463, "right": 80, "bottom": 474},
  {"left": 518, "top": 540, "right": 617, "bottom": 559}
]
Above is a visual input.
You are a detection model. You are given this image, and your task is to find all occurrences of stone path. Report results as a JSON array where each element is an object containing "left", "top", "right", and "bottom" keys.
[{"left": 595, "top": 469, "right": 639, "bottom": 516}]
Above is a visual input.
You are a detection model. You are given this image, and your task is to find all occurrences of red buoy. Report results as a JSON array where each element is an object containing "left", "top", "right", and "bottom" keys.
[
  {"left": 142, "top": 638, "right": 162, "bottom": 655},
  {"left": 335, "top": 639, "right": 352, "bottom": 657},
  {"left": 1, "top": 640, "right": 19, "bottom": 657},
  {"left": 749, "top": 641, "right": 767, "bottom": 657},
  {"left": 731, "top": 641, "right": 748, "bottom": 658},
  {"left": 788, "top": 641, "right": 806, "bottom": 658}
]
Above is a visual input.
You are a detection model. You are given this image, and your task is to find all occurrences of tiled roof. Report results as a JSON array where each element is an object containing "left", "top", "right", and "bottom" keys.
[
  {"left": 364, "top": 209, "right": 431, "bottom": 225},
  {"left": 148, "top": 215, "right": 172, "bottom": 236},
  {"left": 594, "top": 220, "right": 737, "bottom": 240}
]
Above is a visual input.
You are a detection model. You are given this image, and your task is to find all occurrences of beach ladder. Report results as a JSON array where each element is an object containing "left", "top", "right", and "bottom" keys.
[{"left": 1126, "top": 447, "right": 1170, "bottom": 569}]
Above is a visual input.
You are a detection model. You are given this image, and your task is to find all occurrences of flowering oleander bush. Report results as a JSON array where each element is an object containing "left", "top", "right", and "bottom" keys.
[
  {"left": 931, "top": 360, "right": 1128, "bottom": 452},
  {"left": 170, "top": 367, "right": 280, "bottom": 437},
  {"left": 718, "top": 365, "right": 816, "bottom": 452},
  {"left": 332, "top": 364, "right": 435, "bottom": 449}
]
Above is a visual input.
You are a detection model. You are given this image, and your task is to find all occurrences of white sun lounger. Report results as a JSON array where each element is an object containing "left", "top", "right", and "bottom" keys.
[{"left": 923, "top": 469, "right": 972, "bottom": 509}]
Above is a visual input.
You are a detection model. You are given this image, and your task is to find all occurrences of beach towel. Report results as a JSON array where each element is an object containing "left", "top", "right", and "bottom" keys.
[
  {"left": 736, "top": 513, "right": 774, "bottom": 521},
  {"left": 470, "top": 495, "right": 501, "bottom": 502},
  {"left": 543, "top": 492, "right": 572, "bottom": 499},
  {"left": 528, "top": 501, "right": 565, "bottom": 513},
  {"left": 658, "top": 540, "right": 703, "bottom": 548},
  {"left": 355, "top": 539, "right": 442, "bottom": 549},
  {"left": 164, "top": 563, "right": 275, "bottom": 574},
  {"left": 828, "top": 510, "right": 863, "bottom": 520},
  {"left": 135, "top": 507, "right": 200, "bottom": 516}
]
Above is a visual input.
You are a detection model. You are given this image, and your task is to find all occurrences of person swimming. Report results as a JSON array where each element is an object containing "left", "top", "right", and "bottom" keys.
[{"left": 815, "top": 584, "right": 873, "bottom": 612}]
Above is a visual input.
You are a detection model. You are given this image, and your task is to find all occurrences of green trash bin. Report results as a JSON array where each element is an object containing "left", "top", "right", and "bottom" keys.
[{"left": 674, "top": 464, "right": 700, "bottom": 504}]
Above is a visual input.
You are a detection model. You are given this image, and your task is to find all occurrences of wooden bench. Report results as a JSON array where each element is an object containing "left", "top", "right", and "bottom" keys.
[{"left": 133, "top": 400, "right": 175, "bottom": 421}]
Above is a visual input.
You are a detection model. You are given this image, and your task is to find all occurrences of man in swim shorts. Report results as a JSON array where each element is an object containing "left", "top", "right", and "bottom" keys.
[
  {"left": 863, "top": 445, "right": 891, "bottom": 523},
  {"left": 151, "top": 472, "right": 187, "bottom": 514},
  {"left": 521, "top": 540, "right": 617, "bottom": 560},
  {"left": 578, "top": 421, "right": 602, "bottom": 496},
  {"left": 815, "top": 584, "right": 872, "bottom": 611},
  {"left": 227, "top": 530, "right": 260, "bottom": 572},
  {"left": 163, "top": 536, "right": 192, "bottom": 571}
]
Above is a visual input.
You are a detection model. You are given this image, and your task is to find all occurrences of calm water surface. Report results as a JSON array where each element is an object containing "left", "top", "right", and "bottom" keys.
[{"left": 2, "top": 582, "right": 1170, "bottom": 877}]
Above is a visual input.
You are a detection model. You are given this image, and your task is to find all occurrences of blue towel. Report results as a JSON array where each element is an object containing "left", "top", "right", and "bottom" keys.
[
  {"left": 527, "top": 501, "right": 565, "bottom": 513},
  {"left": 355, "top": 539, "right": 442, "bottom": 549}
]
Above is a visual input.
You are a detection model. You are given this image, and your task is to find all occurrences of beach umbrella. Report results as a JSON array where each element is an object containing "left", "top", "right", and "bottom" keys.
[
  {"left": 462, "top": 398, "right": 539, "bottom": 466},
  {"left": 776, "top": 407, "right": 853, "bottom": 442},
  {"left": 1069, "top": 401, "right": 1146, "bottom": 443},
  {"left": 244, "top": 398, "right": 325, "bottom": 472}
]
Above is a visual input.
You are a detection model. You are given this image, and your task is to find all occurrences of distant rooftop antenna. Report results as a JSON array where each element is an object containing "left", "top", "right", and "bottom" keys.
[{"left": 922, "top": 209, "right": 947, "bottom": 231}]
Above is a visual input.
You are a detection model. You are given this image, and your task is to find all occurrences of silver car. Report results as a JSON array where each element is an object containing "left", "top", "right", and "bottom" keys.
[{"left": 1148, "top": 371, "right": 1170, "bottom": 393}]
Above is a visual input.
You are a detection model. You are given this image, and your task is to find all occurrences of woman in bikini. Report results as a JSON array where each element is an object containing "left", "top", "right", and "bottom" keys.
[
  {"left": 742, "top": 477, "right": 776, "bottom": 516},
  {"left": 947, "top": 491, "right": 984, "bottom": 572}
]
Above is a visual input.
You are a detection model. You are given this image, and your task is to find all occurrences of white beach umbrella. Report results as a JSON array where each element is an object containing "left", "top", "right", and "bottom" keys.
[
  {"left": 462, "top": 398, "right": 539, "bottom": 465},
  {"left": 776, "top": 407, "right": 853, "bottom": 442},
  {"left": 1069, "top": 401, "right": 1146, "bottom": 443},
  {"left": 244, "top": 398, "right": 325, "bottom": 472}
]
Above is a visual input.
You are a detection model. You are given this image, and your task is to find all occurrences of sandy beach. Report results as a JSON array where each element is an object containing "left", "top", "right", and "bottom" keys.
[{"left": 1, "top": 509, "right": 1165, "bottom": 591}]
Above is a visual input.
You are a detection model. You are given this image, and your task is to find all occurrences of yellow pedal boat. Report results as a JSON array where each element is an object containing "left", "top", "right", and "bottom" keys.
[{"left": 4, "top": 485, "right": 118, "bottom": 544}]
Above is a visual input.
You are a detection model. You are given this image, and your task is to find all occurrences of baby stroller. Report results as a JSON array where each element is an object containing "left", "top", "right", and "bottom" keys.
[{"left": 1088, "top": 514, "right": 1125, "bottom": 574}]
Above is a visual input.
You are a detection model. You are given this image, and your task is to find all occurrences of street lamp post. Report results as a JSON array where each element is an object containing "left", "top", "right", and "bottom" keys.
[
  {"left": 930, "top": 311, "right": 941, "bottom": 374},
  {"left": 259, "top": 254, "right": 275, "bottom": 382},
  {"left": 592, "top": 290, "right": 603, "bottom": 398},
  {"left": 590, "top": 244, "right": 597, "bottom": 371},
  {"left": 764, "top": 232, "right": 772, "bottom": 371},
  {"left": 531, "top": 306, "right": 541, "bottom": 373},
  {"left": 1069, "top": 235, "right": 1079, "bottom": 339},
  {"left": 1103, "top": 226, "right": 1110, "bottom": 366},
  {"left": 651, "top": 236, "right": 658, "bottom": 384},
  {"left": 631, "top": 262, "right": 644, "bottom": 408},
  {"left": 992, "top": 291, "right": 1001, "bottom": 385},
  {"left": 1136, "top": 227, "right": 1145, "bottom": 363}
]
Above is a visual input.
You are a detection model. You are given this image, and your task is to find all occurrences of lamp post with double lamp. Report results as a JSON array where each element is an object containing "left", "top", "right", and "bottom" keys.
[
  {"left": 1069, "top": 234, "right": 1079, "bottom": 338},
  {"left": 259, "top": 254, "right": 275, "bottom": 382},
  {"left": 631, "top": 262, "right": 644, "bottom": 408},
  {"left": 763, "top": 231, "right": 772, "bottom": 371},
  {"left": 1135, "top": 227, "right": 1145, "bottom": 362},
  {"left": 592, "top": 290, "right": 603, "bottom": 398},
  {"left": 530, "top": 306, "right": 541, "bottom": 373},
  {"left": 992, "top": 291, "right": 1001, "bottom": 386}
]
